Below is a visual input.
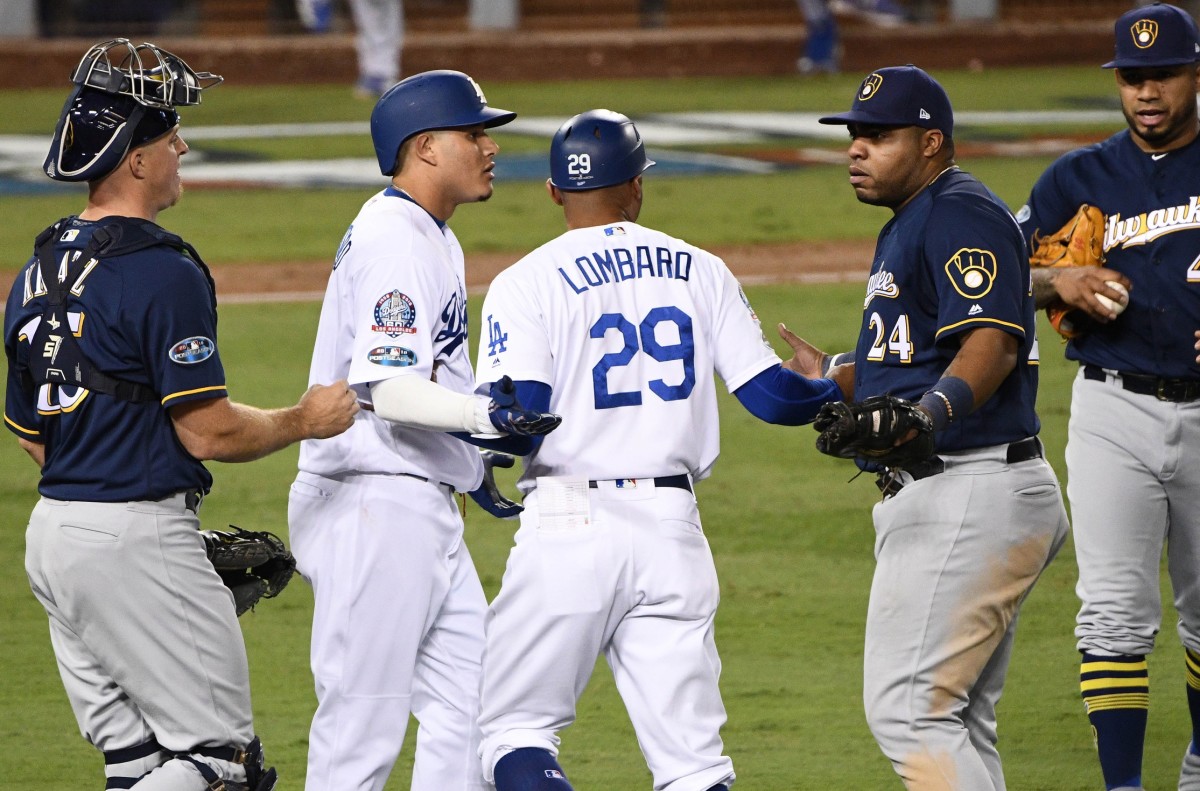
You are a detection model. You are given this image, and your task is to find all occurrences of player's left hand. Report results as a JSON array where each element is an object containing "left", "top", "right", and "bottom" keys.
[
  {"left": 202, "top": 526, "right": 297, "bottom": 616},
  {"left": 488, "top": 376, "right": 562, "bottom": 436},
  {"left": 468, "top": 450, "right": 523, "bottom": 519},
  {"left": 813, "top": 395, "right": 935, "bottom": 468},
  {"left": 1194, "top": 329, "right": 1200, "bottom": 364}
]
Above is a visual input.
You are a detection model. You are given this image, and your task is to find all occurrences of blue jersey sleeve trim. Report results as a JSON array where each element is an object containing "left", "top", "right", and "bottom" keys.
[
  {"left": 4, "top": 414, "right": 41, "bottom": 438},
  {"left": 161, "top": 384, "right": 228, "bottom": 407},
  {"left": 733, "top": 363, "right": 841, "bottom": 426}
]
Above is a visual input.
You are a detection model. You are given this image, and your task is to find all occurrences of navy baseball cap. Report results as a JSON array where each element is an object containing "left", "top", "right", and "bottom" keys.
[
  {"left": 1103, "top": 2, "right": 1200, "bottom": 69},
  {"left": 818, "top": 65, "right": 953, "bottom": 137}
]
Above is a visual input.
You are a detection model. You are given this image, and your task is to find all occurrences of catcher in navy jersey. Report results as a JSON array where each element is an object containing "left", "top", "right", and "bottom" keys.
[
  {"left": 1017, "top": 5, "right": 1200, "bottom": 789},
  {"left": 802, "top": 65, "right": 1070, "bottom": 790},
  {"left": 4, "top": 39, "right": 356, "bottom": 790}
]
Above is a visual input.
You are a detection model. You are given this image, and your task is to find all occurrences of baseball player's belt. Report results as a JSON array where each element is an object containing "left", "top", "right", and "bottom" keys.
[
  {"left": 588, "top": 474, "right": 692, "bottom": 493},
  {"left": 1083, "top": 364, "right": 1200, "bottom": 403},
  {"left": 875, "top": 436, "right": 1044, "bottom": 498}
]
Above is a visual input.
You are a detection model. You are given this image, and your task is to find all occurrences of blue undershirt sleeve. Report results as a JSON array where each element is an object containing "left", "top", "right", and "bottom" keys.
[
  {"left": 733, "top": 363, "right": 842, "bottom": 425},
  {"left": 451, "top": 379, "right": 553, "bottom": 456}
]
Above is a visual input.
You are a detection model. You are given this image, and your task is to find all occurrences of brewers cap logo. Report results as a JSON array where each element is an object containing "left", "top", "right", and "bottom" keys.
[
  {"left": 859, "top": 73, "right": 884, "bottom": 101},
  {"left": 1132, "top": 18, "right": 1159, "bottom": 49}
]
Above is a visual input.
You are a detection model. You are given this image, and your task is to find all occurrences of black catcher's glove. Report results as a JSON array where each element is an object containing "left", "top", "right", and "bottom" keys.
[
  {"left": 813, "top": 395, "right": 935, "bottom": 469},
  {"left": 202, "top": 526, "right": 297, "bottom": 616},
  {"left": 488, "top": 375, "right": 562, "bottom": 436}
]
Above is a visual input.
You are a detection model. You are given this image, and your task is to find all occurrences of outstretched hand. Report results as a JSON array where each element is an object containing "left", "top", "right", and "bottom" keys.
[
  {"left": 778, "top": 323, "right": 854, "bottom": 399},
  {"left": 777, "top": 323, "right": 828, "bottom": 378}
]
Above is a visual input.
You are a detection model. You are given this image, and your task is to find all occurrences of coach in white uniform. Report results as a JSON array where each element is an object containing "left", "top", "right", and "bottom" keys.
[
  {"left": 288, "top": 70, "right": 560, "bottom": 791},
  {"left": 474, "top": 110, "right": 849, "bottom": 791}
]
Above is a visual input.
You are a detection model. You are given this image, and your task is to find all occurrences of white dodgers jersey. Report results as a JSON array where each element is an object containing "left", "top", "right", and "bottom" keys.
[
  {"left": 300, "top": 190, "right": 483, "bottom": 491},
  {"left": 476, "top": 222, "right": 778, "bottom": 492}
]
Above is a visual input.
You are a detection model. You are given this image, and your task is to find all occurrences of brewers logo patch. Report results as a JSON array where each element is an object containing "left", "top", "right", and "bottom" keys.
[
  {"left": 1131, "top": 18, "right": 1158, "bottom": 49},
  {"left": 367, "top": 345, "right": 417, "bottom": 367},
  {"left": 859, "top": 72, "right": 884, "bottom": 100},
  {"left": 372, "top": 290, "right": 417, "bottom": 337},
  {"left": 944, "top": 248, "right": 997, "bottom": 299},
  {"left": 168, "top": 336, "right": 216, "bottom": 365}
]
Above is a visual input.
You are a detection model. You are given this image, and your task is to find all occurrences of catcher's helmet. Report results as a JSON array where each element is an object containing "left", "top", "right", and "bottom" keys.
[
  {"left": 548, "top": 109, "right": 655, "bottom": 191},
  {"left": 370, "top": 70, "right": 517, "bottom": 176},
  {"left": 44, "top": 38, "right": 222, "bottom": 183}
]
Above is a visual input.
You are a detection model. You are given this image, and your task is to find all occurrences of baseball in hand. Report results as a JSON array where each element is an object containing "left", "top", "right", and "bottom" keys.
[{"left": 1095, "top": 281, "right": 1128, "bottom": 316}]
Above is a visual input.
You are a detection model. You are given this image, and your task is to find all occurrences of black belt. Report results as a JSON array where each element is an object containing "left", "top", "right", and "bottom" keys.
[
  {"left": 1083, "top": 364, "right": 1200, "bottom": 403},
  {"left": 397, "top": 472, "right": 455, "bottom": 492},
  {"left": 588, "top": 474, "right": 692, "bottom": 493},
  {"left": 875, "top": 437, "right": 1043, "bottom": 497},
  {"left": 184, "top": 490, "right": 203, "bottom": 514}
]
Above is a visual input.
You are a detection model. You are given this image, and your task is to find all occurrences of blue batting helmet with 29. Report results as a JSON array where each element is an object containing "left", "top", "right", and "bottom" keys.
[
  {"left": 548, "top": 109, "right": 656, "bottom": 191},
  {"left": 369, "top": 70, "right": 517, "bottom": 176}
]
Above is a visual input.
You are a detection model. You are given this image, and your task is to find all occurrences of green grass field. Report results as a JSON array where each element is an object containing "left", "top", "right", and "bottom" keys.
[
  {"left": 1, "top": 66, "right": 1191, "bottom": 790},
  {"left": 1, "top": 290, "right": 1191, "bottom": 791}
]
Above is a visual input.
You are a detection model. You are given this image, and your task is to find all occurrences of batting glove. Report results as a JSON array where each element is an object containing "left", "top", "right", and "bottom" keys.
[
  {"left": 468, "top": 450, "right": 523, "bottom": 518},
  {"left": 487, "top": 376, "right": 562, "bottom": 436}
]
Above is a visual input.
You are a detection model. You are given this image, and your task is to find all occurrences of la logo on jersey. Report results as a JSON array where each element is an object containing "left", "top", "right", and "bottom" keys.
[{"left": 486, "top": 313, "right": 508, "bottom": 357}]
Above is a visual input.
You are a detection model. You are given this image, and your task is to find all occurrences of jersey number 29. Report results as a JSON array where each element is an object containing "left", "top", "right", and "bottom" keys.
[{"left": 590, "top": 307, "right": 695, "bottom": 409}]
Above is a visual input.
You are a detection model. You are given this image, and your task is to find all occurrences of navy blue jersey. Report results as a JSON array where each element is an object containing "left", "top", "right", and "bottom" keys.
[
  {"left": 4, "top": 217, "right": 227, "bottom": 501},
  {"left": 1018, "top": 130, "right": 1200, "bottom": 379},
  {"left": 855, "top": 168, "right": 1041, "bottom": 452}
]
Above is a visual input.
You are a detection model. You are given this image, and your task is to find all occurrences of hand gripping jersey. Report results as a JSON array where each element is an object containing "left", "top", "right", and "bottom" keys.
[
  {"left": 1018, "top": 129, "right": 1200, "bottom": 379},
  {"left": 854, "top": 168, "right": 1041, "bottom": 451},
  {"left": 4, "top": 216, "right": 227, "bottom": 501},
  {"left": 298, "top": 187, "right": 483, "bottom": 491},
  {"left": 477, "top": 220, "right": 779, "bottom": 490}
]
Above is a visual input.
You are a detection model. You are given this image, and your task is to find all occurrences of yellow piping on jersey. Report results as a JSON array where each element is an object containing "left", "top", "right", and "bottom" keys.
[
  {"left": 4, "top": 414, "right": 41, "bottom": 437},
  {"left": 935, "top": 317, "right": 1025, "bottom": 338},
  {"left": 162, "top": 385, "right": 227, "bottom": 406}
]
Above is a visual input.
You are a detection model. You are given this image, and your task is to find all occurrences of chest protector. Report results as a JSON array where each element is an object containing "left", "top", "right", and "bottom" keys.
[{"left": 26, "top": 217, "right": 217, "bottom": 404}]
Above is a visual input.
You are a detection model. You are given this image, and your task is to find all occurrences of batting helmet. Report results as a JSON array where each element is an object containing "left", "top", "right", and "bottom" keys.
[
  {"left": 44, "top": 38, "right": 222, "bottom": 183},
  {"left": 548, "top": 109, "right": 655, "bottom": 191},
  {"left": 370, "top": 70, "right": 517, "bottom": 176}
]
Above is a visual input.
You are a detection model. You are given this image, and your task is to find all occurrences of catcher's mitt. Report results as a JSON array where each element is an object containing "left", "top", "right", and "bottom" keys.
[
  {"left": 813, "top": 395, "right": 935, "bottom": 469},
  {"left": 202, "top": 526, "right": 296, "bottom": 616},
  {"left": 1029, "top": 203, "right": 1106, "bottom": 339}
]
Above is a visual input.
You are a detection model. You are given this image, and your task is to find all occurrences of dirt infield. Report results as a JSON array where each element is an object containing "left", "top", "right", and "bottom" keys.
[{"left": 204, "top": 238, "right": 876, "bottom": 304}]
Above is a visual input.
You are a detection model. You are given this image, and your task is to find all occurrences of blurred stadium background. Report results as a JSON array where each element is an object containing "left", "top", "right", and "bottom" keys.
[{"left": 3, "top": 0, "right": 1196, "bottom": 87}]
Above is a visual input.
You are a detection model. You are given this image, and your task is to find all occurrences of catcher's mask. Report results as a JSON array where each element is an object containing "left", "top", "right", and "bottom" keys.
[
  {"left": 44, "top": 38, "right": 223, "bottom": 183},
  {"left": 548, "top": 109, "right": 656, "bottom": 192},
  {"left": 369, "top": 69, "right": 516, "bottom": 176}
]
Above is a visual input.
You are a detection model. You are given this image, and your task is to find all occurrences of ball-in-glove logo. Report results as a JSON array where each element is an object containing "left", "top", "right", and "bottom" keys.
[
  {"left": 944, "top": 248, "right": 997, "bottom": 299},
  {"left": 1131, "top": 19, "right": 1158, "bottom": 49},
  {"left": 859, "top": 73, "right": 884, "bottom": 101}
]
